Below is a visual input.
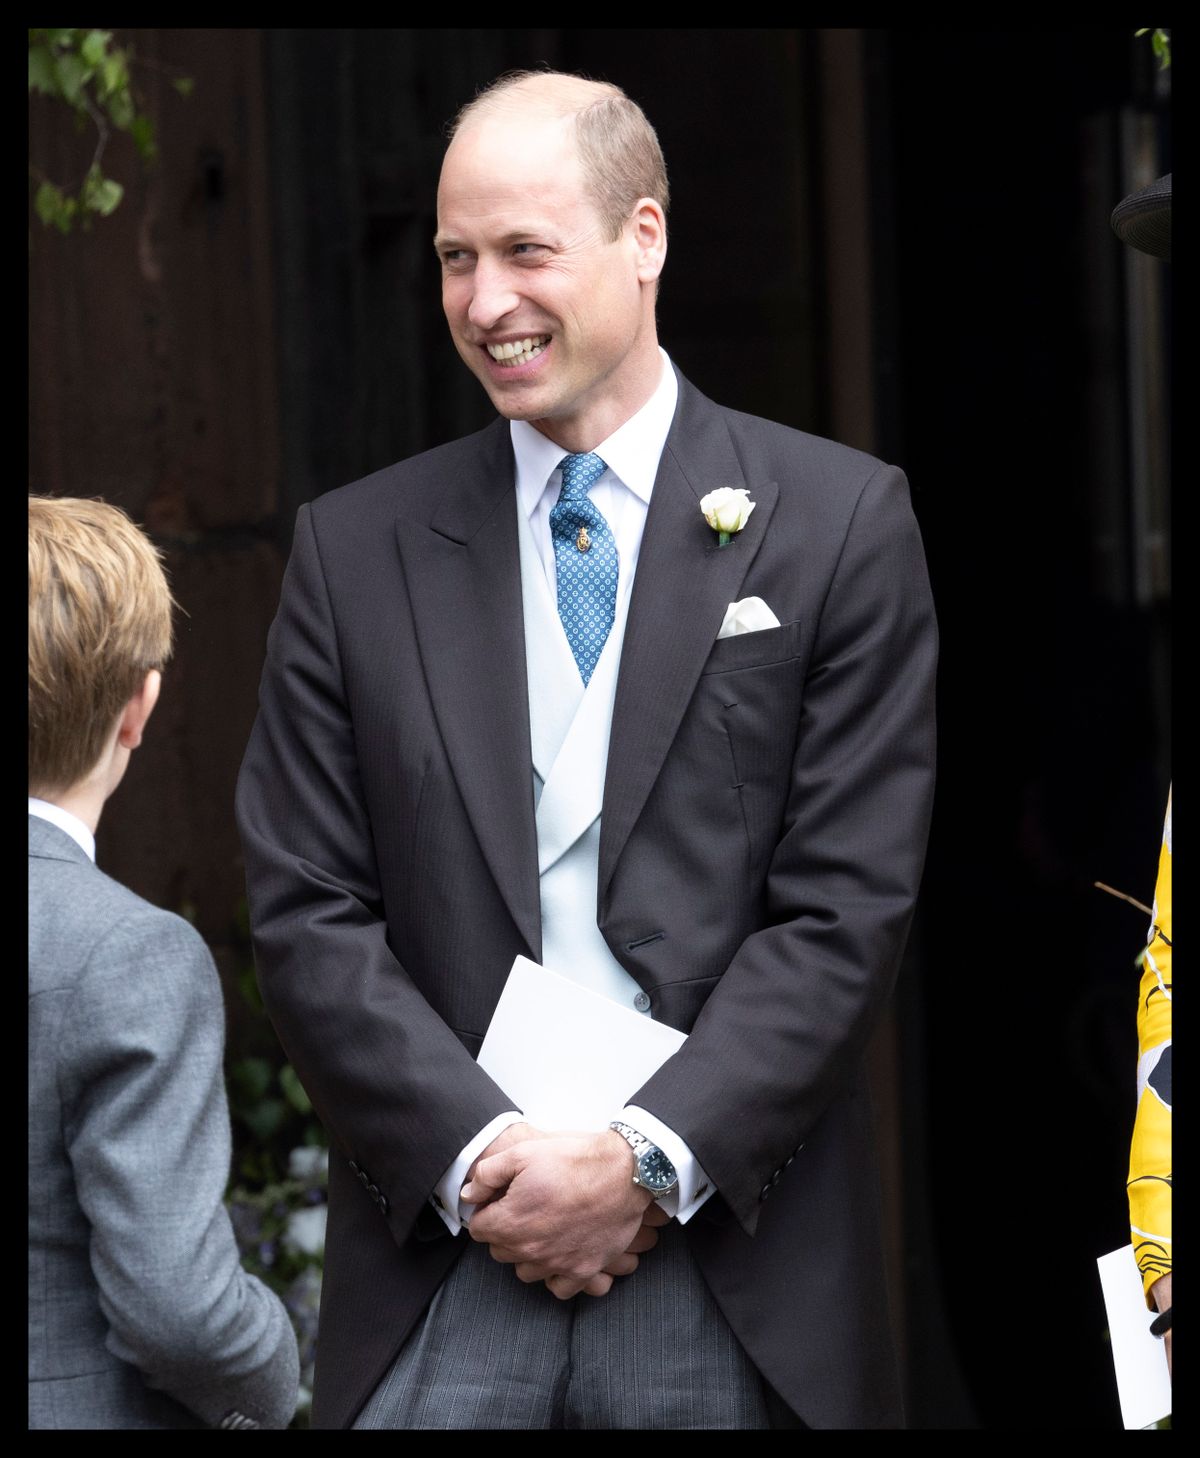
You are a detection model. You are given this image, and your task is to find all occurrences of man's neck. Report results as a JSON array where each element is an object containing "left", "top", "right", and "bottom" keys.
[
  {"left": 525, "top": 336, "right": 664, "bottom": 455},
  {"left": 33, "top": 782, "right": 105, "bottom": 835}
]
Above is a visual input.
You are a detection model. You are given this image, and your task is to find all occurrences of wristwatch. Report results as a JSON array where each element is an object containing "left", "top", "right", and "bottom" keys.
[{"left": 609, "top": 1120, "right": 678, "bottom": 1198}]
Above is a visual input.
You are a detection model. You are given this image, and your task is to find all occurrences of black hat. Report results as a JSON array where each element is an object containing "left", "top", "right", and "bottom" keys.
[{"left": 1111, "top": 173, "right": 1171, "bottom": 261}]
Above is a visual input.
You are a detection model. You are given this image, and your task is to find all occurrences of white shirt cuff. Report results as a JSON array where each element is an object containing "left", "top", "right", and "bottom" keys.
[
  {"left": 431, "top": 1111, "right": 524, "bottom": 1236},
  {"left": 621, "top": 1105, "right": 715, "bottom": 1224}
]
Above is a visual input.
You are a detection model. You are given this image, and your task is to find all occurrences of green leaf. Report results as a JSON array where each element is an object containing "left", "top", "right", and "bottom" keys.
[
  {"left": 243, "top": 1097, "right": 287, "bottom": 1142},
  {"left": 84, "top": 172, "right": 123, "bottom": 217},
  {"left": 280, "top": 1063, "right": 313, "bottom": 1115},
  {"left": 107, "top": 87, "right": 135, "bottom": 132},
  {"left": 33, "top": 181, "right": 80, "bottom": 234},
  {"left": 229, "top": 1056, "right": 274, "bottom": 1104},
  {"left": 238, "top": 963, "right": 266, "bottom": 1013},
  {"left": 54, "top": 196, "right": 80, "bottom": 234},
  {"left": 43, "top": 28, "right": 78, "bottom": 45},
  {"left": 80, "top": 29, "right": 112, "bottom": 67},
  {"left": 28, "top": 43, "right": 58, "bottom": 95},
  {"left": 98, "top": 51, "right": 127, "bottom": 99},
  {"left": 53, "top": 51, "right": 87, "bottom": 106},
  {"left": 173, "top": 76, "right": 195, "bottom": 98},
  {"left": 34, "top": 180, "right": 64, "bottom": 227},
  {"left": 130, "top": 114, "right": 157, "bottom": 160}
]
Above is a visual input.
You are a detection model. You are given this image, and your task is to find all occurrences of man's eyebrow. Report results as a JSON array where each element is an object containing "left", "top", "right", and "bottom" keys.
[{"left": 433, "top": 228, "right": 554, "bottom": 254}]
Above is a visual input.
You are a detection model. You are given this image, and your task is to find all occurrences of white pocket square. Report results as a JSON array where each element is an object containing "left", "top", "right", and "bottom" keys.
[{"left": 717, "top": 596, "right": 782, "bottom": 639}]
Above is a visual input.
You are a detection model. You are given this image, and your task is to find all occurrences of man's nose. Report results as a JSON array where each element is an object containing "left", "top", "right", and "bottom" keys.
[{"left": 467, "top": 262, "right": 520, "bottom": 330}]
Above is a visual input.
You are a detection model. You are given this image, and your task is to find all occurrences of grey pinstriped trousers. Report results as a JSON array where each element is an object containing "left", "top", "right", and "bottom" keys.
[{"left": 353, "top": 1223, "right": 771, "bottom": 1429}]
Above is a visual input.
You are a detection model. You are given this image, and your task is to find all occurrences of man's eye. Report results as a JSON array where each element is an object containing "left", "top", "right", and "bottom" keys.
[{"left": 512, "top": 243, "right": 545, "bottom": 257}]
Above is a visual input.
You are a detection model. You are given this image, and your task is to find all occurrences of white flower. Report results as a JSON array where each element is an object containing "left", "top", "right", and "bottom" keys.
[
  {"left": 699, "top": 487, "right": 755, "bottom": 540},
  {"left": 287, "top": 1145, "right": 329, "bottom": 1183},
  {"left": 282, "top": 1205, "right": 327, "bottom": 1257}
]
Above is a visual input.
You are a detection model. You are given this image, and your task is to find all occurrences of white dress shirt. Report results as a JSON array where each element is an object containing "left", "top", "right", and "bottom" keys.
[
  {"left": 511, "top": 346, "right": 677, "bottom": 605},
  {"left": 28, "top": 797, "right": 96, "bottom": 862},
  {"left": 433, "top": 351, "right": 714, "bottom": 1232}
]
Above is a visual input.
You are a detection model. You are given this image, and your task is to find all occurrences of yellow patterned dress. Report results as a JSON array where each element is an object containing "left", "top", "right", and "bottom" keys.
[{"left": 1128, "top": 791, "right": 1172, "bottom": 1302}]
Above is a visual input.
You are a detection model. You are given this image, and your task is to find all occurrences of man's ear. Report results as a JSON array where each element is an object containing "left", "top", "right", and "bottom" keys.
[
  {"left": 116, "top": 668, "right": 162, "bottom": 751},
  {"left": 630, "top": 197, "right": 667, "bottom": 284}
]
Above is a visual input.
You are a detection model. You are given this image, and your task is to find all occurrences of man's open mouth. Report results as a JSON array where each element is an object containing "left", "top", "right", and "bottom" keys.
[{"left": 486, "top": 336, "right": 550, "bottom": 367}]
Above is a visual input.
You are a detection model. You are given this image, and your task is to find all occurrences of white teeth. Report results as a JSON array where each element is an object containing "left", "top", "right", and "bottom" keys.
[{"left": 486, "top": 336, "right": 549, "bottom": 366}]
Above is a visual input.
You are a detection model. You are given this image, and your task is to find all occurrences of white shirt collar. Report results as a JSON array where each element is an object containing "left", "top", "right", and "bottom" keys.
[
  {"left": 28, "top": 797, "right": 96, "bottom": 862},
  {"left": 511, "top": 348, "right": 679, "bottom": 513}
]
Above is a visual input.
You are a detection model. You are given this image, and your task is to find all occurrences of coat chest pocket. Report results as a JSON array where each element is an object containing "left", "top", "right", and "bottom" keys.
[
  {"left": 699, "top": 618, "right": 804, "bottom": 675},
  {"left": 695, "top": 621, "right": 807, "bottom": 859}
]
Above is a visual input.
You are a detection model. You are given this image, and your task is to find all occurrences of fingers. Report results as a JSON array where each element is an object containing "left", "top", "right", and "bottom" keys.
[
  {"left": 624, "top": 1225, "right": 660, "bottom": 1255},
  {"left": 601, "top": 1252, "right": 639, "bottom": 1278},
  {"left": 544, "top": 1272, "right": 613, "bottom": 1300},
  {"left": 641, "top": 1203, "right": 670, "bottom": 1227},
  {"left": 460, "top": 1147, "right": 519, "bottom": 1205},
  {"left": 464, "top": 1185, "right": 502, "bottom": 1213}
]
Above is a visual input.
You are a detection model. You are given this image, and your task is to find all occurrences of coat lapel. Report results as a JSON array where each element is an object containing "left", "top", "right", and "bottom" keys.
[
  {"left": 599, "top": 375, "right": 778, "bottom": 901},
  {"left": 394, "top": 420, "right": 542, "bottom": 959}
]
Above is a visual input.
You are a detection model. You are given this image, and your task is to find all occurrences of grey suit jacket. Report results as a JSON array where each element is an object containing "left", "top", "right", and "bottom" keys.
[
  {"left": 237, "top": 370, "right": 937, "bottom": 1428},
  {"left": 28, "top": 814, "right": 299, "bottom": 1430}
]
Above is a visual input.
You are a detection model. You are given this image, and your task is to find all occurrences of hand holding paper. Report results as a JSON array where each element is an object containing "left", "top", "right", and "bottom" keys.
[
  {"left": 468, "top": 957, "right": 686, "bottom": 1297},
  {"left": 465, "top": 1129, "right": 656, "bottom": 1300}
]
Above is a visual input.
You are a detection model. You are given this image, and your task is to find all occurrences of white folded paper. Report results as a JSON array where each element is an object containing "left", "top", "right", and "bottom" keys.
[
  {"left": 477, "top": 956, "right": 686, "bottom": 1129},
  {"left": 1096, "top": 1244, "right": 1171, "bottom": 1428},
  {"left": 717, "top": 596, "right": 781, "bottom": 639}
]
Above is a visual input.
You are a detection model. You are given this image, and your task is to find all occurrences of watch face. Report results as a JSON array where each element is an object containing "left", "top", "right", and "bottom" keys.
[{"left": 638, "top": 1147, "right": 677, "bottom": 1192}]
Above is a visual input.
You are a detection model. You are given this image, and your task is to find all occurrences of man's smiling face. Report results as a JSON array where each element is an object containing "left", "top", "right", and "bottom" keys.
[{"left": 435, "top": 109, "right": 664, "bottom": 453}]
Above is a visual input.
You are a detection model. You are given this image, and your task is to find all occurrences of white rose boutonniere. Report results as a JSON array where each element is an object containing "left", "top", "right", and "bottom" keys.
[{"left": 700, "top": 487, "right": 755, "bottom": 547}]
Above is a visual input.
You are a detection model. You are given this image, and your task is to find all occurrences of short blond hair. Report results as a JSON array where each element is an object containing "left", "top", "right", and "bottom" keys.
[
  {"left": 450, "top": 70, "right": 670, "bottom": 240},
  {"left": 29, "top": 495, "right": 174, "bottom": 794}
]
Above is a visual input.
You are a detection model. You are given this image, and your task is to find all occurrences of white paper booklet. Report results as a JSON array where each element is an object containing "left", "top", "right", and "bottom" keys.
[
  {"left": 1096, "top": 1244, "right": 1171, "bottom": 1429},
  {"left": 477, "top": 955, "right": 687, "bottom": 1129}
]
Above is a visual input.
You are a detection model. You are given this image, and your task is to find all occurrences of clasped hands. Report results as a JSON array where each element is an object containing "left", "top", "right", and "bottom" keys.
[{"left": 461, "top": 1122, "right": 669, "bottom": 1301}]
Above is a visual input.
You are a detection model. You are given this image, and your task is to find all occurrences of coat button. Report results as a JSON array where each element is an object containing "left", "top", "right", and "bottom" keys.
[
  {"left": 633, "top": 991, "right": 651, "bottom": 1012},
  {"left": 378, "top": 1194, "right": 390, "bottom": 1216},
  {"left": 760, "top": 1184, "right": 771, "bottom": 1201}
]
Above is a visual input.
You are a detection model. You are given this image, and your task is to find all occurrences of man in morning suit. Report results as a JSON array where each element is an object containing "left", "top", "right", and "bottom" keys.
[
  {"left": 29, "top": 495, "right": 299, "bottom": 1430},
  {"left": 236, "top": 70, "right": 937, "bottom": 1429}
]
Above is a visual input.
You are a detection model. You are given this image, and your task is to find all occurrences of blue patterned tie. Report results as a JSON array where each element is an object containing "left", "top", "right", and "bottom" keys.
[{"left": 550, "top": 453, "right": 618, "bottom": 685}]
